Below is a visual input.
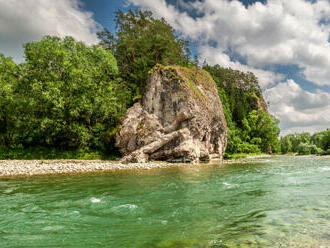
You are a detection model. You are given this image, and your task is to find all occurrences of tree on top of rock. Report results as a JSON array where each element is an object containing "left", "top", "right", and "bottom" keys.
[{"left": 98, "top": 10, "right": 191, "bottom": 100}]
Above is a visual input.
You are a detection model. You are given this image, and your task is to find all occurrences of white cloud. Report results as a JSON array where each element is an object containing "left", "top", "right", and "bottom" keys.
[
  {"left": 130, "top": 0, "right": 285, "bottom": 88},
  {"left": 129, "top": 0, "right": 330, "bottom": 86},
  {"left": 199, "top": 45, "right": 284, "bottom": 88},
  {"left": 0, "top": 0, "right": 100, "bottom": 62},
  {"left": 129, "top": 0, "right": 330, "bottom": 133},
  {"left": 265, "top": 80, "right": 330, "bottom": 134}
]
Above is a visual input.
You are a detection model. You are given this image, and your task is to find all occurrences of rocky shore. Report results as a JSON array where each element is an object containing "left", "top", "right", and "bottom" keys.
[
  {"left": 0, "top": 160, "right": 176, "bottom": 177},
  {"left": 0, "top": 157, "right": 258, "bottom": 178},
  {"left": 2, "top": 155, "right": 314, "bottom": 178}
]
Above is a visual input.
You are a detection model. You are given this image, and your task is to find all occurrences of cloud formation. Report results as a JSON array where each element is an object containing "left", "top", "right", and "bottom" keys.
[
  {"left": 265, "top": 80, "right": 330, "bottom": 134},
  {"left": 199, "top": 45, "right": 284, "bottom": 88},
  {"left": 0, "top": 0, "right": 100, "bottom": 62},
  {"left": 129, "top": 0, "right": 330, "bottom": 86},
  {"left": 129, "top": 0, "right": 330, "bottom": 134}
]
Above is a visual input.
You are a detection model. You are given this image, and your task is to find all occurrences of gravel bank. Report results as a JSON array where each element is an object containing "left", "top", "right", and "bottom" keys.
[
  {"left": 0, "top": 155, "right": 291, "bottom": 177},
  {"left": 0, "top": 160, "right": 175, "bottom": 177}
]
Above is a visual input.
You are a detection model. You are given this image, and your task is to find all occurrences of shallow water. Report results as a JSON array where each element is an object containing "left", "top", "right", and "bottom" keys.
[{"left": 0, "top": 156, "right": 329, "bottom": 248}]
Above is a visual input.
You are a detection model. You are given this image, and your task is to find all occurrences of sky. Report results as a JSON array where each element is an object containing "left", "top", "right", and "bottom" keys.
[{"left": 0, "top": 0, "right": 329, "bottom": 135}]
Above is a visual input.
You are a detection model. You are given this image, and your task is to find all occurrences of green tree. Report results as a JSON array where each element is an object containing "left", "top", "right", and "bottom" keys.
[
  {"left": 280, "top": 134, "right": 294, "bottom": 154},
  {"left": 0, "top": 54, "right": 20, "bottom": 147},
  {"left": 320, "top": 129, "right": 330, "bottom": 151},
  {"left": 245, "top": 110, "right": 280, "bottom": 153},
  {"left": 98, "top": 10, "right": 191, "bottom": 99},
  {"left": 279, "top": 131, "right": 329, "bottom": 155},
  {"left": 296, "top": 143, "right": 320, "bottom": 155},
  {"left": 17, "top": 36, "right": 129, "bottom": 151},
  {"left": 291, "top": 132, "right": 311, "bottom": 151},
  {"left": 311, "top": 131, "right": 325, "bottom": 148}
]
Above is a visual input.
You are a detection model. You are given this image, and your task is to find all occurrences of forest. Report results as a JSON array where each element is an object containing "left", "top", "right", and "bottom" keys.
[
  {"left": 279, "top": 130, "right": 330, "bottom": 155},
  {"left": 0, "top": 9, "right": 327, "bottom": 159}
]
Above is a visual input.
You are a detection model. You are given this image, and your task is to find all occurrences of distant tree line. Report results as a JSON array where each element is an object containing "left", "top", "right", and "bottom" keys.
[
  {"left": 0, "top": 9, "right": 282, "bottom": 158},
  {"left": 279, "top": 130, "right": 330, "bottom": 155}
]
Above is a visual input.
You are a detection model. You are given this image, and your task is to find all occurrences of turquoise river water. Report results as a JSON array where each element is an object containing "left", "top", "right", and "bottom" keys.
[{"left": 0, "top": 156, "right": 329, "bottom": 248}]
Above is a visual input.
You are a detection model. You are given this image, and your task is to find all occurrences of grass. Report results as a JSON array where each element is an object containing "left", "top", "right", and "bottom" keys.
[
  {"left": 0, "top": 147, "right": 120, "bottom": 160},
  {"left": 223, "top": 152, "right": 269, "bottom": 160},
  {"left": 185, "top": 78, "right": 204, "bottom": 100},
  {"left": 151, "top": 64, "right": 216, "bottom": 91},
  {"left": 169, "top": 65, "right": 215, "bottom": 89},
  {"left": 320, "top": 149, "right": 330, "bottom": 156}
]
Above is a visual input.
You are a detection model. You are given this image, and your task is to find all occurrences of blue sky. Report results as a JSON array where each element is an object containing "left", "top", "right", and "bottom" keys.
[
  {"left": 80, "top": 0, "right": 329, "bottom": 92},
  {"left": 80, "top": 0, "right": 126, "bottom": 34},
  {"left": 0, "top": 0, "right": 330, "bottom": 134}
]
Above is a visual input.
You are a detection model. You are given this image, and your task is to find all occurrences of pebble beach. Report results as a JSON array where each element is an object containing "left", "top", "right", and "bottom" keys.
[
  {"left": 2, "top": 155, "right": 320, "bottom": 178},
  {"left": 0, "top": 160, "right": 172, "bottom": 177}
]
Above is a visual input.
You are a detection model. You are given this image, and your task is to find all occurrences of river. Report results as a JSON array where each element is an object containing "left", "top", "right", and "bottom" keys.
[{"left": 0, "top": 156, "right": 329, "bottom": 247}]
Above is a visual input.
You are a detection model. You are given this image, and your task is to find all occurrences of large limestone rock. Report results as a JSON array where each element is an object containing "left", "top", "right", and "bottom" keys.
[{"left": 116, "top": 65, "right": 227, "bottom": 163}]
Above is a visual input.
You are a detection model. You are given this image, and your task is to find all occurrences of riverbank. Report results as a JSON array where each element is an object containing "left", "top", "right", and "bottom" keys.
[
  {"left": 0, "top": 155, "right": 273, "bottom": 177},
  {"left": 2, "top": 154, "right": 326, "bottom": 178},
  {"left": 0, "top": 160, "right": 172, "bottom": 177}
]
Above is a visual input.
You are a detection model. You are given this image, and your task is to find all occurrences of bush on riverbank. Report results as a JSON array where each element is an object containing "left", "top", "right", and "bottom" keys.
[
  {"left": 223, "top": 152, "right": 265, "bottom": 160},
  {"left": 320, "top": 149, "right": 330, "bottom": 156},
  {"left": 279, "top": 129, "right": 330, "bottom": 155}
]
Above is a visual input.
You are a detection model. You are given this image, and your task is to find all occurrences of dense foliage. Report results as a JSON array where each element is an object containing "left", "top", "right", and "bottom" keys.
[
  {"left": 204, "top": 65, "right": 280, "bottom": 154},
  {"left": 97, "top": 10, "right": 191, "bottom": 100},
  {"left": 279, "top": 130, "right": 330, "bottom": 155},
  {"left": 0, "top": 36, "right": 129, "bottom": 154},
  {"left": 0, "top": 54, "right": 20, "bottom": 147},
  {"left": 0, "top": 9, "right": 283, "bottom": 159}
]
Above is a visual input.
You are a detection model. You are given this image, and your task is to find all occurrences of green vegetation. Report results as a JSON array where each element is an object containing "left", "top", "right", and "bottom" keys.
[
  {"left": 97, "top": 10, "right": 191, "bottom": 101},
  {"left": 279, "top": 130, "right": 330, "bottom": 155},
  {"left": 0, "top": 147, "right": 119, "bottom": 160},
  {"left": 203, "top": 65, "right": 280, "bottom": 155},
  {"left": 151, "top": 65, "right": 215, "bottom": 112},
  {"left": 0, "top": 9, "right": 282, "bottom": 160},
  {"left": 223, "top": 152, "right": 267, "bottom": 160},
  {"left": 0, "top": 36, "right": 129, "bottom": 157}
]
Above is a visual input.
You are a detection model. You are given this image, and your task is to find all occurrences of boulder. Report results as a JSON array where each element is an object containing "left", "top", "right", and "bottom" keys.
[{"left": 116, "top": 65, "right": 227, "bottom": 163}]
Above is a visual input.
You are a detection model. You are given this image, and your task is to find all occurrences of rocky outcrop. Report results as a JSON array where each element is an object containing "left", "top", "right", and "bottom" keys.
[{"left": 116, "top": 65, "right": 227, "bottom": 163}]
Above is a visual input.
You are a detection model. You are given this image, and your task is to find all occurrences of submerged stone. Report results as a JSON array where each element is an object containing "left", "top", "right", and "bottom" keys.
[{"left": 116, "top": 65, "right": 228, "bottom": 163}]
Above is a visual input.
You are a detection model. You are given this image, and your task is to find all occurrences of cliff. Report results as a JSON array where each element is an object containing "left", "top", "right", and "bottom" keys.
[{"left": 116, "top": 65, "right": 228, "bottom": 163}]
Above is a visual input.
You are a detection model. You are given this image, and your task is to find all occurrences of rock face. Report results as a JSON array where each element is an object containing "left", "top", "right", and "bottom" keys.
[{"left": 116, "top": 65, "right": 227, "bottom": 163}]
